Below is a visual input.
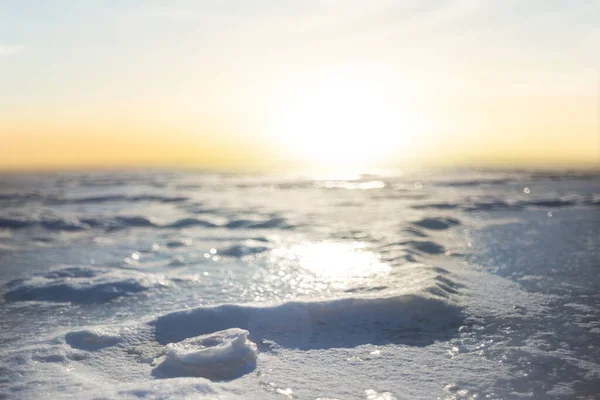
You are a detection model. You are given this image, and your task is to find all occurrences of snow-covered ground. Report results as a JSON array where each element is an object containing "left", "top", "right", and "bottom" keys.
[{"left": 0, "top": 170, "right": 598, "bottom": 399}]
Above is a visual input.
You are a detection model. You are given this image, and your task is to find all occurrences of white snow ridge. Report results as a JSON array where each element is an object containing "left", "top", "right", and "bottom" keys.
[{"left": 153, "top": 328, "right": 258, "bottom": 380}]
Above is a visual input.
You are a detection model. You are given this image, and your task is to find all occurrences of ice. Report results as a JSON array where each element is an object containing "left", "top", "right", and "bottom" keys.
[
  {"left": 400, "top": 240, "right": 446, "bottom": 254},
  {"left": 165, "top": 218, "right": 217, "bottom": 229},
  {"left": 225, "top": 217, "right": 291, "bottom": 229},
  {"left": 412, "top": 217, "right": 460, "bottom": 230},
  {"left": 153, "top": 328, "right": 258, "bottom": 380},
  {"left": 219, "top": 244, "right": 269, "bottom": 257},
  {"left": 0, "top": 215, "right": 89, "bottom": 231}
]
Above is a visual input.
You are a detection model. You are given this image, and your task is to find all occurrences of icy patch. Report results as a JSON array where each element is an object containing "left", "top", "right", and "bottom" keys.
[
  {"left": 3, "top": 266, "right": 162, "bottom": 304},
  {"left": 225, "top": 217, "right": 291, "bottom": 230},
  {"left": 434, "top": 178, "right": 511, "bottom": 187},
  {"left": 165, "top": 218, "right": 217, "bottom": 229},
  {"left": 165, "top": 237, "right": 193, "bottom": 248},
  {"left": 0, "top": 215, "right": 89, "bottom": 231},
  {"left": 412, "top": 195, "right": 590, "bottom": 213},
  {"left": 219, "top": 244, "right": 269, "bottom": 258},
  {"left": 153, "top": 328, "right": 258, "bottom": 380},
  {"left": 402, "top": 227, "right": 429, "bottom": 237},
  {"left": 412, "top": 217, "right": 460, "bottom": 231},
  {"left": 65, "top": 327, "right": 123, "bottom": 350},
  {"left": 168, "top": 255, "right": 188, "bottom": 267},
  {"left": 51, "top": 194, "right": 189, "bottom": 204},
  {"left": 111, "top": 215, "right": 156, "bottom": 228},
  {"left": 401, "top": 240, "right": 446, "bottom": 255}
]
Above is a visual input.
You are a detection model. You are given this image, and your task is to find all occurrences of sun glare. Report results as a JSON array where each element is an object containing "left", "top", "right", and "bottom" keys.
[
  {"left": 270, "top": 65, "right": 418, "bottom": 170},
  {"left": 270, "top": 241, "right": 390, "bottom": 288}
]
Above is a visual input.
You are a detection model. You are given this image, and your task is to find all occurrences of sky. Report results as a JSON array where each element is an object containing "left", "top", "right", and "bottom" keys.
[{"left": 0, "top": 0, "right": 599, "bottom": 172}]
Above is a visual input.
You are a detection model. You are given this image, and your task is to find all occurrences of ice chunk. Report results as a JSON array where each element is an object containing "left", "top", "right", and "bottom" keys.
[{"left": 154, "top": 328, "right": 258, "bottom": 380}]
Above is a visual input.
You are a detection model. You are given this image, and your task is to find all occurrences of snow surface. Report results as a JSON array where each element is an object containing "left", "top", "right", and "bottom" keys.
[{"left": 0, "top": 170, "right": 599, "bottom": 399}]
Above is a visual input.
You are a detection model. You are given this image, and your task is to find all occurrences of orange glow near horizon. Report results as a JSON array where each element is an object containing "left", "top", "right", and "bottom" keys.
[
  {"left": 1, "top": 90, "right": 598, "bottom": 172},
  {"left": 2, "top": 62, "right": 597, "bottom": 172}
]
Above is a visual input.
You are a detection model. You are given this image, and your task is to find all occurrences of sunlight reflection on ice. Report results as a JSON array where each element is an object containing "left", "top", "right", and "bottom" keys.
[
  {"left": 270, "top": 242, "right": 390, "bottom": 287},
  {"left": 315, "top": 180, "right": 386, "bottom": 190}
]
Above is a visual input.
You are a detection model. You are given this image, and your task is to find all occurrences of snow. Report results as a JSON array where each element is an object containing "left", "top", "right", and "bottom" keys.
[
  {"left": 154, "top": 328, "right": 258, "bottom": 380},
  {"left": 3, "top": 266, "right": 165, "bottom": 304},
  {"left": 0, "top": 170, "right": 598, "bottom": 399}
]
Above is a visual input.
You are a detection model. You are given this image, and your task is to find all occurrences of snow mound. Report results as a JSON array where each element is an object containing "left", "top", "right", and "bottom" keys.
[
  {"left": 65, "top": 327, "right": 124, "bottom": 350},
  {"left": 153, "top": 295, "right": 463, "bottom": 349},
  {"left": 3, "top": 266, "right": 160, "bottom": 304},
  {"left": 153, "top": 328, "right": 258, "bottom": 380}
]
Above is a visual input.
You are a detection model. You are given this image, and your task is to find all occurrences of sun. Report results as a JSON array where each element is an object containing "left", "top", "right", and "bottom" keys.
[{"left": 269, "top": 65, "right": 419, "bottom": 171}]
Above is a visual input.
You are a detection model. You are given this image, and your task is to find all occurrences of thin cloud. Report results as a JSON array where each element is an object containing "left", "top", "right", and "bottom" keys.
[
  {"left": 0, "top": 45, "right": 23, "bottom": 56},
  {"left": 126, "top": 6, "right": 200, "bottom": 21}
]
